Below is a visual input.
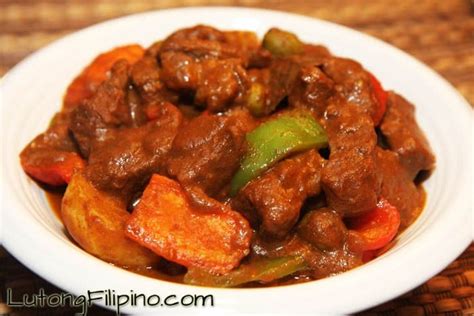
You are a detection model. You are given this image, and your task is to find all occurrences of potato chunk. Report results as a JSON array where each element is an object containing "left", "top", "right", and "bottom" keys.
[
  {"left": 126, "top": 175, "right": 252, "bottom": 274},
  {"left": 61, "top": 172, "right": 158, "bottom": 267}
]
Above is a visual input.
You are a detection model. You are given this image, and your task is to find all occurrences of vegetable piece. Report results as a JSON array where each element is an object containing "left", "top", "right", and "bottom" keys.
[
  {"left": 230, "top": 112, "right": 328, "bottom": 196},
  {"left": 63, "top": 45, "right": 145, "bottom": 109},
  {"left": 21, "top": 152, "right": 85, "bottom": 186},
  {"left": 125, "top": 174, "right": 252, "bottom": 275},
  {"left": 368, "top": 72, "right": 388, "bottom": 125},
  {"left": 262, "top": 28, "right": 304, "bottom": 57},
  {"left": 184, "top": 256, "right": 307, "bottom": 287},
  {"left": 346, "top": 198, "right": 401, "bottom": 251},
  {"left": 61, "top": 172, "right": 159, "bottom": 267},
  {"left": 246, "top": 82, "right": 266, "bottom": 117}
]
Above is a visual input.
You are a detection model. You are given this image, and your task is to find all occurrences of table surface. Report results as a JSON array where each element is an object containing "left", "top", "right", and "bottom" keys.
[{"left": 1, "top": 1, "right": 473, "bottom": 315}]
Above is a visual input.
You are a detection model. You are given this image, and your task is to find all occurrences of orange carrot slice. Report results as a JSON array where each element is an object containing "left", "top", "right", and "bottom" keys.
[{"left": 126, "top": 174, "right": 252, "bottom": 274}]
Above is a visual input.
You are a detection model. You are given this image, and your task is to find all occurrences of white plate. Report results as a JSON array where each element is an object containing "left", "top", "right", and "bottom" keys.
[{"left": 1, "top": 7, "right": 472, "bottom": 315}]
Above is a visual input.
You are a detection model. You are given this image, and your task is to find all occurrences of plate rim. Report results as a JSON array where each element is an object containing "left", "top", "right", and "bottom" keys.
[{"left": 1, "top": 6, "right": 472, "bottom": 315}]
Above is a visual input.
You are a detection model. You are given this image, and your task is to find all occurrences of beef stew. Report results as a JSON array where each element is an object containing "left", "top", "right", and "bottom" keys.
[{"left": 20, "top": 25, "right": 435, "bottom": 287}]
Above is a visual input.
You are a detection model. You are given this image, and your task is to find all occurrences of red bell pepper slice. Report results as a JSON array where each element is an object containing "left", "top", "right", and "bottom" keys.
[{"left": 347, "top": 198, "right": 400, "bottom": 252}]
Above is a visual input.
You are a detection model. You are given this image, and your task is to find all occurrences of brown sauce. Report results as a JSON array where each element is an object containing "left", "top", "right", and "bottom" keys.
[
  {"left": 400, "top": 187, "right": 426, "bottom": 232},
  {"left": 46, "top": 189, "right": 63, "bottom": 221},
  {"left": 45, "top": 185, "right": 427, "bottom": 285},
  {"left": 25, "top": 25, "right": 434, "bottom": 287}
]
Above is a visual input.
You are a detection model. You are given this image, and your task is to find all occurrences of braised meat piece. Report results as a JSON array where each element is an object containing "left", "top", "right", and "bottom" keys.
[
  {"left": 293, "top": 44, "right": 331, "bottom": 65},
  {"left": 130, "top": 54, "right": 163, "bottom": 103},
  {"left": 130, "top": 43, "right": 181, "bottom": 106},
  {"left": 69, "top": 60, "right": 146, "bottom": 157},
  {"left": 233, "top": 150, "right": 325, "bottom": 239},
  {"left": 68, "top": 104, "right": 109, "bottom": 158},
  {"left": 251, "top": 233, "right": 362, "bottom": 280},
  {"left": 160, "top": 25, "right": 259, "bottom": 64},
  {"left": 297, "top": 208, "right": 347, "bottom": 251},
  {"left": 246, "top": 59, "right": 301, "bottom": 116},
  {"left": 375, "top": 148, "right": 424, "bottom": 229},
  {"left": 322, "top": 57, "right": 379, "bottom": 120},
  {"left": 79, "top": 59, "right": 133, "bottom": 126},
  {"left": 193, "top": 58, "right": 248, "bottom": 110},
  {"left": 321, "top": 99, "right": 381, "bottom": 217},
  {"left": 159, "top": 25, "right": 253, "bottom": 112},
  {"left": 85, "top": 103, "right": 182, "bottom": 199},
  {"left": 166, "top": 109, "right": 255, "bottom": 198},
  {"left": 380, "top": 92, "right": 435, "bottom": 179},
  {"left": 63, "top": 45, "right": 144, "bottom": 110},
  {"left": 20, "top": 113, "right": 84, "bottom": 186},
  {"left": 289, "top": 64, "right": 335, "bottom": 118},
  {"left": 130, "top": 52, "right": 180, "bottom": 121}
]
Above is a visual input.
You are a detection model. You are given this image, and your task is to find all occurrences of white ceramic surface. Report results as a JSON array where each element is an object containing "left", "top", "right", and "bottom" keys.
[{"left": 1, "top": 7, "right": 472, "bottom": 316}]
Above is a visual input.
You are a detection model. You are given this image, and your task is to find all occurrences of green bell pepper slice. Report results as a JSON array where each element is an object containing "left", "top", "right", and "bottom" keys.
[
  {"left": 184, "top": 256, "right": 307, "bottom": 287},
  {"left": 230, "top": 112, "right": 328, "bottom": 196},
  {"left": 262, "top": 28, "right": 304, "bottom": 57}
]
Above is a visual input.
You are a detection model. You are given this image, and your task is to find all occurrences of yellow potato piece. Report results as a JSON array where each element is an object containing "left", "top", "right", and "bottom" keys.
[{"left": 61, "top": 172, "right": 159, "bottom": 267}]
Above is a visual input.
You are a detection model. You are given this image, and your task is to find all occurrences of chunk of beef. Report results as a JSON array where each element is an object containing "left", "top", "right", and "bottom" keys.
[
  {"left": 125, "top": 85, "right": 147, "bottom": 126},
  {"left": 267, "top": 59, "right": 300, "bottom": 108},
  {"left": 194, "top": 58, "right": 248, "bottom": 110},
  {"left": 130, "top": 54, "right": 163, "bottom": 103},
  {"left": 321, "top": 99, "right": 381, "bottom": 217},
  {"left": 69, "top": 60, "right": 146, "bottom": 157},
  {"left": 159, "top": 25, "right": 253, "bottom": 112},
  {"left": 289, "top": 64, "right": 335, "bottom": 119},
  {"left": 251, "top": 233, "right": 362, "bottom": 279},
  {"left": 233, "top": 150, "right": 325, "bottom": 240},
  {"left": 297, "top": 208, "right": 347, "bottom": 251},
  {"left": 222, "top": 31, "right": 261, "bottom": 60},
  {"left": 68, "top": 104, "right": 109, "bottom": 158},
  {"left": 145, "top": 40, "right": 163, "bottom": 58},
  {"left": 129, "top": 48, "right": 179, "bottom": 104},
  {"left": 85, "top": 103, "right": 182, "bottom": 199},
  {"left": 295, "top": 44, "right": 331, "bottom": 64},
  {"left": 322, "top": 57, "right": 379, "bottom": 120},
  {"left": 160, "top": 25, "right": 259, "bottom": 64},
  {"left": 246, "top": 59, "right": 301, "bottom": 116},
  {"left": 380, "top": 92, "right": 435, "bottom": 179},
  {"left": 247, "top": 48, "right": 272, "bottom": 68},
  {"left": 375, "top": 148, "right": 424, "bottom": 229},
  {"left": 20, "top": 113, "right": 84, "bottom": 185},
  {"left": 130, "top": 53, "right": 180, "bottom": 121},
  {"left": 160, "top": 52, "right": 248, "bottom": 112},
  {"left": 63, "top": 45, "right": 144, "bottom": 110},
  {"left": 82, "top": 59, "right": 133, "bottom": 126},
  {"left": 166, "top": 110, "right": 255, "bottom": 198},
  {"left": 24, "top": 112, "right": 73, "bottom": 152},
  {"left": 159, "top": 51, "right": 199, "bottom": 91}
]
